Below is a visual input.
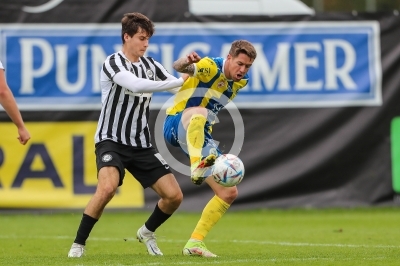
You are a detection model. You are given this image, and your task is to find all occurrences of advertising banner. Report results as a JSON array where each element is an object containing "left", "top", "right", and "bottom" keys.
[
  {"left": 0, "top": 122, "right": 143, "bottom": 208},
  {"left": 0, "top": 21, "right": 381, "bottom": 110}
]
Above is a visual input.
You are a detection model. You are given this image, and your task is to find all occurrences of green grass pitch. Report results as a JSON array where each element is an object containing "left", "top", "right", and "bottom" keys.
[{"left": 0, "top": 207, "right": 399, "bottom": 265}]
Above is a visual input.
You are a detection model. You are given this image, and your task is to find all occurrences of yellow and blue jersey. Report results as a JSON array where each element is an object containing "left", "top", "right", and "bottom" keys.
[{"left": 166, "top": 56, "right": 249, "bottom": 116}]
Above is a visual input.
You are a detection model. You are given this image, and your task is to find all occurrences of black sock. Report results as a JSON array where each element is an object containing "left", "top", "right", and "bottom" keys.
[
  {"left": 144, "top": 204, "right": 171, "bottom": 232},
  {"left": 74, "top": 213, "right": 98, "bottom": 245}
]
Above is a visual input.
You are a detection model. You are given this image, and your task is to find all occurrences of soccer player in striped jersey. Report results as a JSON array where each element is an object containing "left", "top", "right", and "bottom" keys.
[
  {"left": 0, "top": 60, "right": 30, "bottom": 145},
  {"left": 68, "top": 12, "right": 188, "bottom": 258},
  {"left": 163, "top": 40, "right": 257, "bottom": 257}
]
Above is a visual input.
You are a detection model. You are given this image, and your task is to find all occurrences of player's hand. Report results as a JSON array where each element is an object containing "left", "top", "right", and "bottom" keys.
[
  {"left": 186, "top": 52, "right": 201, "bottom": 64},
  {"left": 17, "top": 127, "right": 31, "bottom": 145}
]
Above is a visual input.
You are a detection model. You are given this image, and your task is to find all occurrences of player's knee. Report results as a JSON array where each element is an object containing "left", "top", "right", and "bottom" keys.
[
  {"left": 167, "top": 190, "right": 183, "bottom": 209},
  {"left": 193, "top": 106, "right": 207, "bottom": 113},
  {"left": 175, "top": 190, "right": 184, "bottom": 206},
  {"left": 96, "top": 183, "right": 118, "bottom": 201},
  {"left": 217, "top": 186, "right": 238, "bottom": 204},
  {"left": 186, "top": 106, "right": 208, "bottom": 118}
]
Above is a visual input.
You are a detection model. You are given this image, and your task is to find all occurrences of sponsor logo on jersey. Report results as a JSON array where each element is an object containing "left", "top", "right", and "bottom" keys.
[
  {"left": 146, "top": 69, "right": 154, "bottom": 79},
  {"left": 198, "top": 67, "right": 211, "bottom": 75},
  {"left": 102, "top": 154, "right": 113, "bottom": 162}
]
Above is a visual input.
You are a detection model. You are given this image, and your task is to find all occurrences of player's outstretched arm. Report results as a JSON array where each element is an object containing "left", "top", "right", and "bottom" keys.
[
  {"left": 0, "top": 69, "right": 31, "bottom": 145},
  {"left": 113, "top": 71, "right": 188, "bottom": 93},
  {"left": 173, "top": 51, "right": 201, "bottom": 75}
]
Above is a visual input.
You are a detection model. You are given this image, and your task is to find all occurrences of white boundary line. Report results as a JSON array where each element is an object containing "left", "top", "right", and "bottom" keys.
[{"left": 0, "top": 235, "right": 398, "bottom": 249}]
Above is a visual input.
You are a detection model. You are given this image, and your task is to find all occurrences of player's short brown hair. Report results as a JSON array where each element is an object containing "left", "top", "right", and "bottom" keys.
[
  {"left": 229, "top": 40, "right": 257, "bottom": 60},
  {"left": 121, "top": 12, "right": 154, "bottom": 43}
]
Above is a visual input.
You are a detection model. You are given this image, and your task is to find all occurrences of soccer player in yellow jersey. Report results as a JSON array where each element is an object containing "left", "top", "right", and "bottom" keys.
[{"left": 163, "top": 40, "right": 257, "bottom": 257}]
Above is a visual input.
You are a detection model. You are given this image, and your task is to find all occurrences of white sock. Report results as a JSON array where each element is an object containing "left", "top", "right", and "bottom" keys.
[{"left": 140, "top": 225, "right": 153, "bottom": 236}]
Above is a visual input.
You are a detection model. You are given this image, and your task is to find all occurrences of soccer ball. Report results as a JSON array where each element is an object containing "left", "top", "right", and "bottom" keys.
[{"left": 212, "top": 154, "right": 245, "bottom": 187}]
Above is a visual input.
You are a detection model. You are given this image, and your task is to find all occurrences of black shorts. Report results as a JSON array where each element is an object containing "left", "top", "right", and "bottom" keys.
[{"left": 95, "top": 140, "right": 172, "bottom": 188}]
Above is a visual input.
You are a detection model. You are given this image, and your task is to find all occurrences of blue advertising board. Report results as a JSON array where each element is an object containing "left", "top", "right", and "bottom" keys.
[{"left": 0, "top": 22, "right": 381, "bottom": 110}]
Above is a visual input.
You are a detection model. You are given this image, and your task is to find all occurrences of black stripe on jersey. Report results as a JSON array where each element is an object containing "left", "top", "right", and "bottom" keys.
[
  {"left": 125, "top": 96, "right": 140, "bottom": 146},
  {"left": 147, "top": 57, "right": 168, "bottom": 81},
  {"left": 103, "top": 63, "right": 112, "bottom": 80},
  {"left": 106, "top": 85, "right": 123, "bottom": 139},
  {"left": 116, "top": 93, "right": 130, "bottom": 144},
  {"left": 109, "top": 54, "right": 120, "bottom": 74},
  {"left": 146, "top": 57, "right": 155, "bottom": 65},
  {"left": 139, "top": 65, "right": 147, "bottom": 79},
  {"left": 140, "top": 57, "right": 151, "bottom": 73},
  {"left": 143, "top": 99, "right": 151, "bottom": 146},
  {"left": 118, "top": 53, "right": 130, "bottom": 71},
  {"left": 132, "top": 65, "right": 139, "bottom": 76},
  {"left": 134, "top": 97, "right": 147, "bottom": 148},
  {"left": 97, "top": 90, "right": 112, "bottom": 142}
]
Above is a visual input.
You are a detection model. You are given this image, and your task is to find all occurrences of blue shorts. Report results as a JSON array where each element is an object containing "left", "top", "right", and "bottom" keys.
[{"left": 163, "top": 112, "right": 221, "bottom": 157}]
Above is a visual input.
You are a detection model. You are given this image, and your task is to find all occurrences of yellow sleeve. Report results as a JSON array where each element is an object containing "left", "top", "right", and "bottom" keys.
[{"left": 193, "top": 57, "right": 218, "bottom": 83}]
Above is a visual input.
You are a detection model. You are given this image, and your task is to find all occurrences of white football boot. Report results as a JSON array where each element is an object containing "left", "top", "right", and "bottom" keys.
[
  {"left": 67, "top": 243, "right": 85, "bottom": 258},
  {"left": 136, "top": 227, "right": 163, "bottom": 255}
]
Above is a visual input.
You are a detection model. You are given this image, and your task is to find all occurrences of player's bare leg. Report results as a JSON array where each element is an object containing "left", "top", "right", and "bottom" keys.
[
  {"left": 137, "top": 173, "right": 183, "bottom": 255},
  {"left": 68, "top": 166, "right": 120, "bottom": 257}
]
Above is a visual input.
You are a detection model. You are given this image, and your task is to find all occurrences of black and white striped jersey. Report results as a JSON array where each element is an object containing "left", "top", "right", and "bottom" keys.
[{"left": 95, "top": 51, "right": 178, "bottom": 148}]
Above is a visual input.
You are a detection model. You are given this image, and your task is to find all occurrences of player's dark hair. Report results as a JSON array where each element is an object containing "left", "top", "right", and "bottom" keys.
[
  {"left": 121, "top": 12, "right": 154, "bottom": 44},
  {"left": 229, "top": 40, "right": 257, "bottom": 60}
]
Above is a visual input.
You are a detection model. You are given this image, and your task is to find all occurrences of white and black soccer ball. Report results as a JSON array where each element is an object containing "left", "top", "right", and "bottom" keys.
[{"left": 212, "top": 154, "right": 244, "bottom": 187}]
